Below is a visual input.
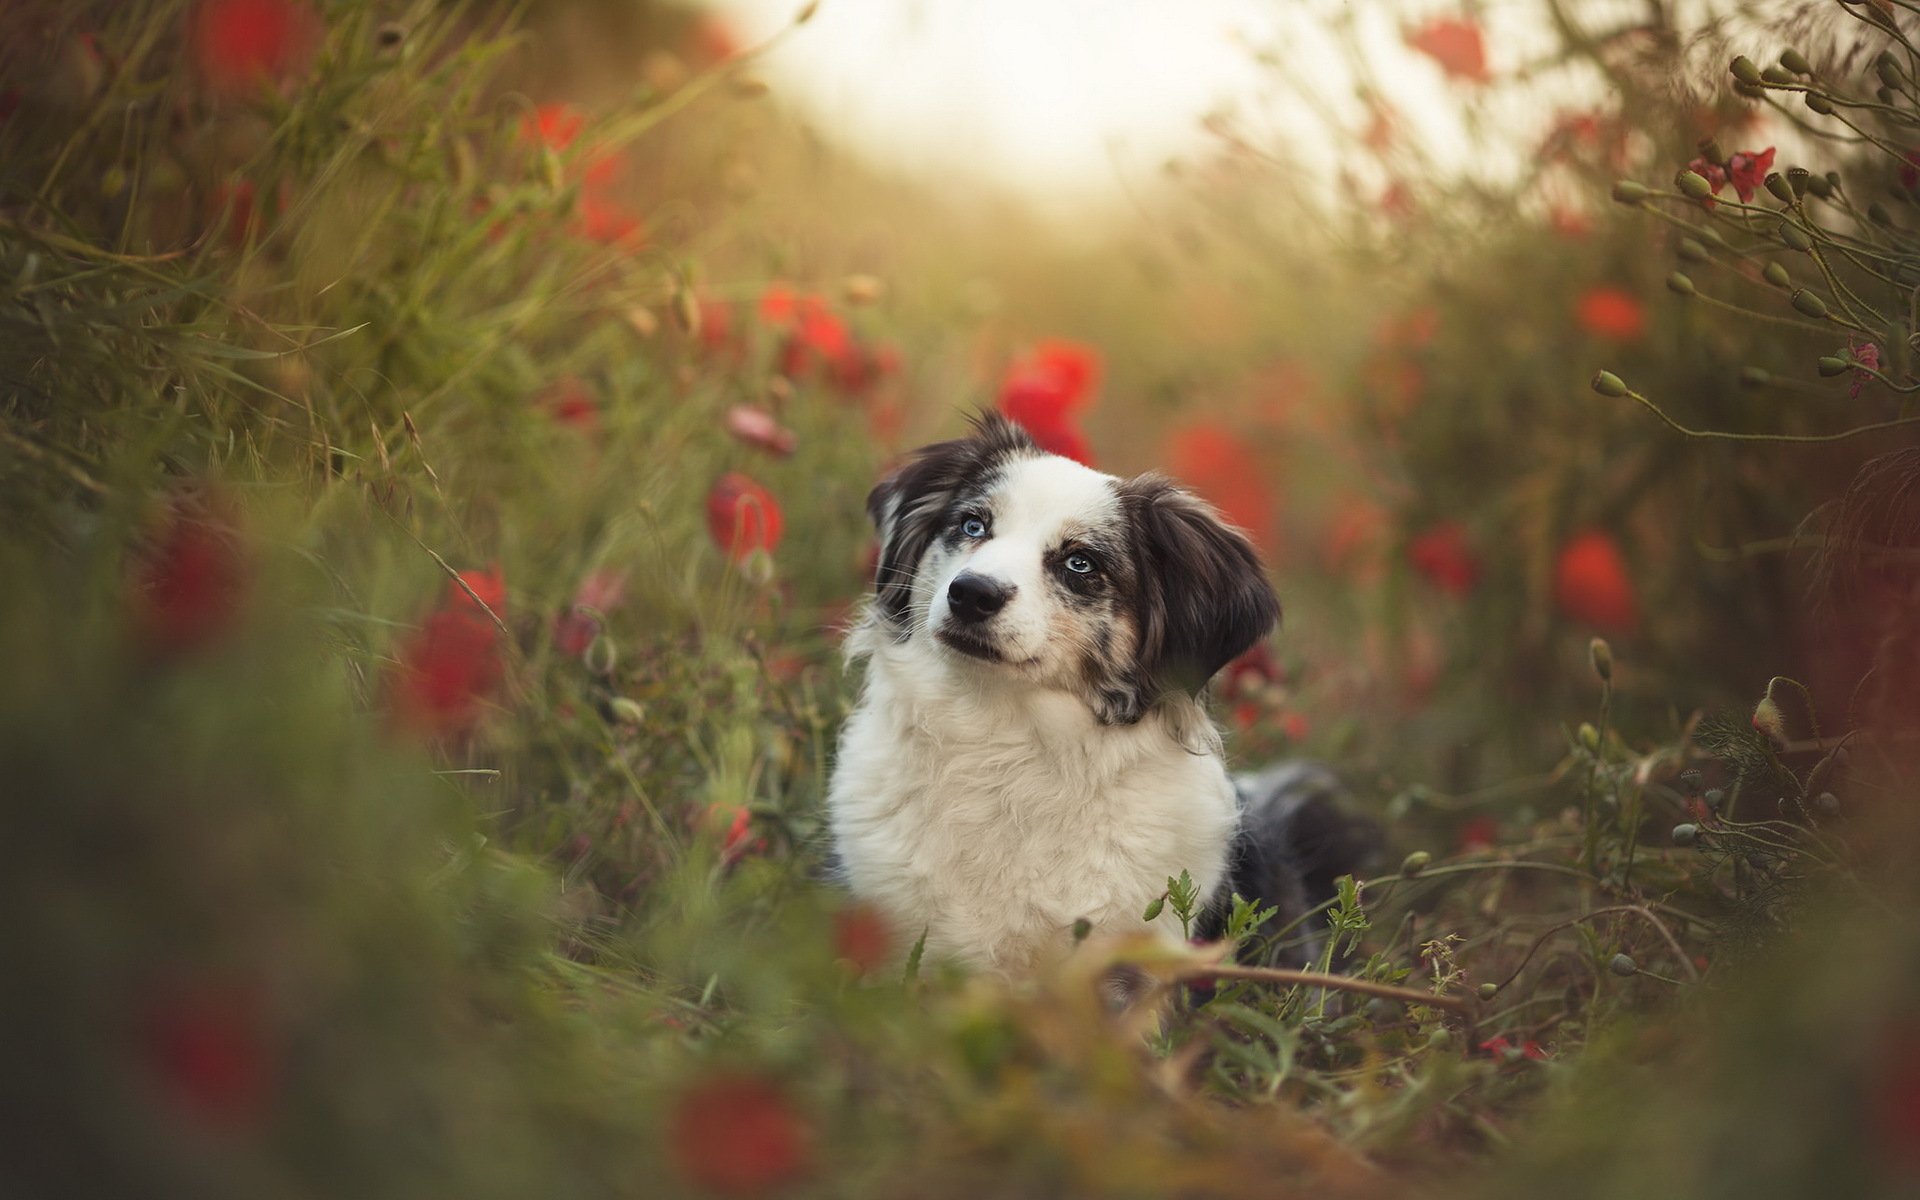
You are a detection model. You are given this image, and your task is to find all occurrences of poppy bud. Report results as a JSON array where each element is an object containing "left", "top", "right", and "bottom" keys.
[
  {"left": 608, "top": 697, "right": 646, "bottom": 725},
  {"left": 1677, "top": 237, "right": 1710, "bottom": 263},
  {"left": 1763, "top": 262, "right": 1791, "bottom": 288},
  {"left": 1761, "top": 66, "right": 1794, "bottom": 86},
  {"left": 1790, "top": 288, "right": 1828, "bottom": 318},
  {"left": 1733, "top": 81, "right": 1766, "bottom": 99},
  {"left": 1579, "top": 722, "right": 1601, "bottom": 753},
  {"left": 1739, "top": 366, "right": 1771, "bottom": 389},
  {"left": 1142, "top": 894, "right": 1165, "bottom": 921},
  {"left": 1676, "top": 170, "right": 1714, "bottom": 199},
  {"left": 1780, "top": 222, "right": 1813, "bottom": 251},
  {"left": 1704, "top": 788, "right": 1725, "bottom": 812},
  {"left": 1765, "top": 172, "right": 1795, "bottom": 203},
  {"left": 1786, "top": 167, "right": 1813, "bottom": 195},
  {"left": 1805, "top": 92, "right": 1834, "bottom": 115},
  {"left": 1477, "top": 982, "right": 1498, "bottom": 1000},
  {"left": 1610, "top": 179, "right": 1650, "bottom": 205},
  {"left": 1730, "top": 55, "right": 1763, "bottom": 85},
  {"left": 1870, "top": 201, "right": 1893, "bottom": 226},
  {"left": 1609, "top": 953, "right": 1639, "bottom": 976},
  {"left": 1880, "top": 86, "right": 1897, "bottom": 105},
  {"left": 1815, "top": 791, "right": 1840, "bottom": 816},
  {"left": 1591, "top": 370, "right": 1628, "bottom": 397},
  {"left": 1781, "top": 48, "right": 1812, "bottom": 75},
  {"left": 1751, "top": 695, "right": 1788, "bottom": 743},
  {"left": 1666, "top": 271, "right": 1696, "bottom": 297},
  {"left": 1696, "top": 135, "right": 1726, "bottom": 167},
  {"left": 1589, "top": 636, "right": 1613, "bottom": 681},
  {"left": 1818, "top": 355, "right": 1851, "bottom": 376},
  {"left": 1671, "top": 823, "right": 1699, "bottom": 847},
  {"left": 1879, "top": 56, "right": 1902, "bottom": 89},
  {"left": 1400, "top": 850, "right": 1432, "bottom": 878}
]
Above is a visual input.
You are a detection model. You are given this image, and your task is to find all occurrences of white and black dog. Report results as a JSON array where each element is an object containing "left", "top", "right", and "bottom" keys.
[{"left": 827, "top": 413, "right": 1371, "bottom": 976}]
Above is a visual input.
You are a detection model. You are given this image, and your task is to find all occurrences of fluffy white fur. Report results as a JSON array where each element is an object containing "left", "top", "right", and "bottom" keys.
[{"left": 829, "top": 450, "right": 1247, "bottom": 975}]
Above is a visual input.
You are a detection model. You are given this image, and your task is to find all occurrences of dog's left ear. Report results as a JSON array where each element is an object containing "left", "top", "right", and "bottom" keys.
[{"left": 1121, "top": 475, "right": 1280, "bottom": 701}]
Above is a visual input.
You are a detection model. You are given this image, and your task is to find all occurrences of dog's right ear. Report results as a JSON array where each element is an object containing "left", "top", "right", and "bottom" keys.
[{"left": 867, "top": 413, "right": 1037, "bottom": 627}]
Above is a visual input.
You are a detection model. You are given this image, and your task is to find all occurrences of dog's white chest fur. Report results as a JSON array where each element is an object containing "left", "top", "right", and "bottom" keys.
[{"left": 829, "top": 642, "right": 1236, "bottom": 974}]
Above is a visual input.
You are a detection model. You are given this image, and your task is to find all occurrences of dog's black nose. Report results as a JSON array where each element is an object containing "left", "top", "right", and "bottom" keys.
[{"left": 947, "top": 573, "right": 1013, "bottom": 623}]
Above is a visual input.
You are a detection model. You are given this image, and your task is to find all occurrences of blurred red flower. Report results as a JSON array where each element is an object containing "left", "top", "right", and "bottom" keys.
[
  {"left": 1874, "top": 1027, "right": 1920, "bottom": 1171},
  {"left": 1458, "top": 815, "right": 1499, "bottom": 852},
  {"left": 189, "top": 0, "right": 319, "bottom": 95},
  {"left": 759, "top": 282, "right": 799, "bottom": 325},
  {"left": 541, "top": 376, "right": 600, "bottom": 434},
  {"left": 777, "top": 297, "right": 854, "bottom": 380},
  {"left": 1404, "top": 17, "right": 1490, "bottom": 84},
  {"left": 1169, "top": 423, "right": 1276, "bottom": 552},
  {"left": 553, "top": 569, "right": 627, "bottom": 659},
  {"left": 395, "top": 568, "right": 506, "bottom": 735},
  {"left": 1479, "top": 1035, "right": 1547, "bottom": 1061},
  {"left": 999, "top": 340, "right": 1101, "bottom": 464},
  {"left": 669, "top": 1074, "right": 811, "bottom": 1194},
  {"left": 141, "top": 979, "right": 273, "bottom": 1130},
  {"left": 1725, "top": 146, "right": 1775, "bottom": 203},
  {"left": 518, "top": 104, "right": 645, "bottom": 246},
  {"left": 1850, "top": 339, "right": 1881, "bottom": 399},
  {"left": 703, "top": 803, "right": 765, "bottom": 863},
  {"left": 1554, "top": 530, "right": 1640, "bottom": 633},
  {"left": 685, "top": 13, "right": 742, "bottom": 66},
  {"left": 1550, "top": 204, "right": 1592, "bottom": 240},
  {"left": 1322, "top": 495, "right": 1389, "bottom": 578},
  {"left": 1575, "top": 286, "right": 1646, "bottom": 342},
  {"left": 706, "top": 472, "right": 784, "bottom": 561},
  {"left": 725, "top": 405, "right": 797, "bottom": 457},
  {"left": 131, "top": 501, "right": 249, "bottom": 654},
  {"left": 1902, "top": 148, "right": 1920, "bottom": 191},
  {"left": 833, "top": 903, "right": 893, "bottom": 974},
  {"left": 1408, "top": 521, "right": 1481, "bottom": 596},
  {"left": 523, "top": 103, "right": 585, "bottom": 151}
]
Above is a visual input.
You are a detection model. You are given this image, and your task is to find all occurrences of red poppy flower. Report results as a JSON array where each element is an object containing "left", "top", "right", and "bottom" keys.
[
  {"left": 1554, "top": 530, "right": 1640, "bottom": 633},
  {"left": 1408, "top": 521, "right": 1481, "bottom": 596},
  {"left": 1850, "top": 339, "right": 1881, "bottom": 399},
  {"left": 706, "top": 472, "right": 784, "bottom": 561},
  {"left": 1168, "top": 423, "right": 1276, "bottom": 552},
  {"left": 522, "top": 103, "right": 585, "bottom": 151},
  {"left": 1404, "top": 17, "right": 1490, "bottom": 84},
  {"left": 998, "top": 340, "right": 1102, "bottom": 452},
  {"left": 541, "top": 376, "right": 600, "bottom": 434},
  {"left": 703, "top": 803, "right": 765, "bottom": 863},
  {"left": 519, "top": 105, "right": 645, "bottom": 246},
  {"left": 1223, "top": 641, "right": 1284, "bottom": 699},
  {"left": 758, "top": 282, "right": 799, "bottom": 326},
  {"left": 189, "top": 0, "right": 319, "bottom": 95},
  {"left": 832, "top": 903, "right": 892, "bottom": 974},
  {"left": 446, "top": 565, "right": 506, "bottom": 617},
  {"left": 669, "top": 1074, "right": 811, "bottom": 1194},
  {"left": 394, "top": 570, "right": 506, "bottom": 735},
  {"left": 1457, "top": 815, "right": 1499, "bottom": 852},
  {"left": 141, "top": 979, "right": 273, "bottom": 1129},
  {"left": 1576, "top": 286, "right": 1646, "bottom": 342},
  {"left": 1279, "top": 711, "right": 1311, "bottom": 741},
  {"left": 725, "top": 406, "right": 797, "bottom": 457},
  {"left": 1478, "top": 1035, "right": 1547, "bottom": 1061},
  {"left": 131, "top": 502, "right": 248, "bottom": 654},
  {"left": 1725, "top": 146, "right": 1775, "bottom": 203},
  {"left": 777, "top": 297, "right": 855, "bottom": 381},
  {"left": 697, "top": 299, "right": 736, "bottom": 355}
]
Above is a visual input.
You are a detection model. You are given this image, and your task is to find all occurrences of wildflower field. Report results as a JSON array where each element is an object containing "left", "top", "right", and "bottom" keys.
[{"left": 5, "top": 1, "right": 1920, "bottom": 1197}]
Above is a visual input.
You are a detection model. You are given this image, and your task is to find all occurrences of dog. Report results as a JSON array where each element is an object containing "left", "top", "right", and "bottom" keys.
[{"left": 826, "top": 413, "right": 1370, "bottom": 976}]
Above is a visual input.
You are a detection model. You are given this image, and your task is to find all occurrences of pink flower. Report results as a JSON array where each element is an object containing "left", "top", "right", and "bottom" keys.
[
  {"left": 725, "top": 405, "right": 797, "bottom": 457},
  {"left": 1850, "top": 339, "right": 1882, "bottom": 399},
  {"left": 1404, "top": 17, "right": 1490, "bottom": 84},
  {"left": 1726, "top": 146, "right": 1776, "bottom": 203}
]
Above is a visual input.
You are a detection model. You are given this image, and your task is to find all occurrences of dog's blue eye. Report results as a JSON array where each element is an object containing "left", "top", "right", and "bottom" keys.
[
  {"left": 962, "top": 517, "right": 988, "bottom": 538},
  {"left": 1064, "top": 553, "right": 1096, "bottom": 575}
]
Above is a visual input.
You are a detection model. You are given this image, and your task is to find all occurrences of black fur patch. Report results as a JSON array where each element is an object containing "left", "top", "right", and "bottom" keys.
[
  {"left": 866, "top": 413, "right": 1039, "bottom": 627},
  {"left": 1113, "top": 475, "right": 1280, "bottom": 717}
]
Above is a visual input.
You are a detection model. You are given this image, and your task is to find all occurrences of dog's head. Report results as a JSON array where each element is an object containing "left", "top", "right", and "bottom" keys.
[{"left": 863, "top": 413, "right": 1279, "bottom": 724}]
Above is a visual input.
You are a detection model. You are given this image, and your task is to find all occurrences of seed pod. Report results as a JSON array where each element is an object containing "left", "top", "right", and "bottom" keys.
[
  {"left": 1764, "top": 262, "right": 1791, "bottom": 289},
  {"left": 1780, "top": 223, "right": 1813, "bottom": 251},
  {"left": 1733, "top": 81, "right": 1766, "bottom": 99},
  {"left": 1880, "top": 86, "right": 1898, "bottom": 106},
  {"left": 1704, "top": 788, "right": 1726, "bottom": 812},
  {"left": 1678, "top": 768, "right": 1704, "bottom": 794},
  {"left": 1672, "top": 823, "right": 1699, "bottom": 847},
  {"left": 1870, "top": 201, "right": 1893, "bottom": 225},
  {"left": 1879, "top": 56, "right": 1903, "bottom": 89},
  {"left": 1781, "top": 48, "right": 1813, "bottom": 75},
  {"left": 1697, "top": 135, "right": 1727, "bottom": 167},
  {"left": 1666, "top": 271, "right": 1696, "bottom": 297},
  {"left": 1766, "top": 173, "right": 1795, "bottom": 203},
  {"left": 1739, "top": 366, "right": 1771, "bottom": 389},
  {"left": 1731, "top": 55, "right": 1764, "bottom": 85},
  {"left": 1792, "top": 288, "right": 1830, "bottom": 319},
  {"left": 1610, "top": 953, "right": 1639, "bottom": 977},
  {"left": 1611, "top": 179, "right": 1650, "bottom": 205},
  {"left": 1579, "top": 722, "right": 1601, "bottom": 753},
  {"left": 607, "top": 697, "right": 646, "bottom": 725},
  {"left": 1805, "top": 92, "right": 1834, "bottom": 115},
  {"left": 1142, "top": 894, "right": 1165, "bottom": 922},
  {"left": 1400, "top": 850, "right": 1432, "bottom": 878},
  {"left": 1818, "top": 355, "right": 1851, "bottom": 376},
  {"left": 1477, "top": 982, "right": 1499, "bottom": 1001},
  {"left": 1816, "top": 791, "right": 1841, "bottom": 816},
  {"left": 1677, "top": 237, "right": 1710, "bottom": 263},
  {"left": 1589, "top": 637, "right": 1613, "bottom": 682},
  {"left": 1761, "top": 66, "right": 1795, "bottom": 86},
  {"left": 1786, "top": 167, "right": 1813, "bottom": 196},
  {"left": 1591, "top": 370, "right": 1628, "bottom": 397},
  {"left": 1676, "top": 170, "right": 1715, "bottom": 200},
  {"left": 1807, "top": 173, "right": 1834, "bottom": 199}
]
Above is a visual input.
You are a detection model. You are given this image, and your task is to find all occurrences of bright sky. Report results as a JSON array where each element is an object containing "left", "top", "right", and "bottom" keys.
[{"left": 722, "top": 0, "right": 1590, "bottom": 218}]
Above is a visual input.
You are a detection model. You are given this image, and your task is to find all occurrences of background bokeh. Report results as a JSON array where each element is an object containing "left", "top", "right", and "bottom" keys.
[{"left": 3, "top": 0, "right": 1919, "bottom": 1196}]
